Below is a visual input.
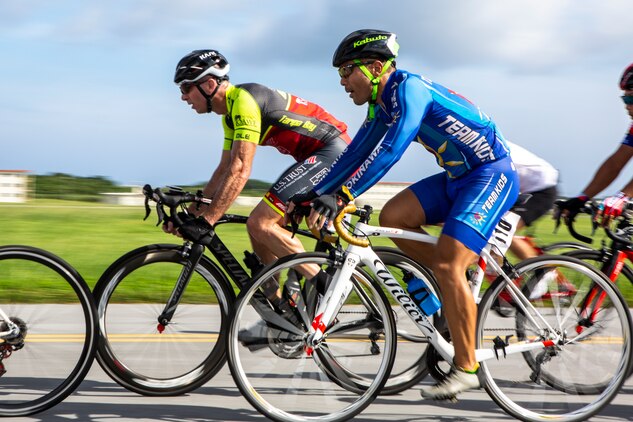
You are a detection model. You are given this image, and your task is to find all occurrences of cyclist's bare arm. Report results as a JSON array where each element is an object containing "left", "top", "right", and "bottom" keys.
[
  {"left": 197, "top": 140, "right": 257, "bottom": 225},
  {"left": 190, "top": 149, "right": 232, "bottom": 215},
  {"left": 582, "top": 144, "right": 633, "bottom": 197}
]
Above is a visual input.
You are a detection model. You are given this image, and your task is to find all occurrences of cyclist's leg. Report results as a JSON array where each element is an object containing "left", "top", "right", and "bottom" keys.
[
  {"left": 379, "top": 186, "right": 436, "bottom": 268},
  {"left": 247, "top": 201, "right": 305, "bottom": 265},
  {"left": 249, "top": 139, "right": 346, "bottom": 272},
  {"left": 509, "top": 185, "right": 558, "bottom": 260},
  {"left": 420, "top": 157, "right": 519, "bottom": 399}
]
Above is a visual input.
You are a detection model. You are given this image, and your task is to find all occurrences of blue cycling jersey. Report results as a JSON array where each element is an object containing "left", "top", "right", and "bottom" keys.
[
  {"left": 315, "top": 69, "right": 510, "bottom": 197},
  {"left": 622, "top": 124, "right": 633, "bottom": 146}
]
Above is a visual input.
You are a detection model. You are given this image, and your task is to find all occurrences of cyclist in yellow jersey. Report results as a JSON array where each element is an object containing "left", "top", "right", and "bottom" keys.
[{"left": 167, "top": 50, "right": 351, "bottom": 291}]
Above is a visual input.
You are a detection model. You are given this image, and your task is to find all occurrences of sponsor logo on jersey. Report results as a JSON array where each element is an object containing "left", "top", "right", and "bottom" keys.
[
  {"left": 304, "top": 156, "right": 317, "bottom": 165},
  {"left": 234, "top": 114, "right": 258, "bottom": 128},
  {"left": 264, "top": 191, "right": 286, "bottom": 213},
  {"left": 437, "top": 115, "right": 495, "bottom": 160},
  {"left": 310, "top": 168, "right": 328, "bottom": 185},
  {"left": 279, "top": 115, "right": 317, "bottom": 132},
  {"left": 344, "top": 145, "right": 383, "bottom": 189},
  {"left": 272, "top": 164, "right": 308, "bottom": 191},
  {"left": 482, "top": 173, "right": 508, "bottom": 214},
  {"left": 470, "top": 212, "right": 486, "bottom": 226}
]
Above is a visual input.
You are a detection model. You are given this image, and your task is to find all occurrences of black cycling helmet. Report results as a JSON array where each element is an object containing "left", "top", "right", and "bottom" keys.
[
  {"left": 620, "top": 63, "right": 633, "bottom": 90},
  {"left": 174, "top": 49, "right": 230, "bottom": 113},
  {"left": 332, "top": 29, "right": 399, "bottom": 67},
  {"left": 174, "top": 49, "right": 230, "bottom": 85},
  {"left": 333, "top": 30, "right": 399, "bottom": 120}
]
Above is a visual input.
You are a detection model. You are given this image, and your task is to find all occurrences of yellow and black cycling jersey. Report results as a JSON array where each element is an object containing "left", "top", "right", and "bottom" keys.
[{"left": 222, "top": 83, "right": 351, "bottom": 161}]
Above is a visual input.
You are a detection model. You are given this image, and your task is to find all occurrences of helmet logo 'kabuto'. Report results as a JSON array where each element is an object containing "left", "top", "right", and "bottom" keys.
[{"left": 332, "top": 29, "right": 399, "bottom": 67}]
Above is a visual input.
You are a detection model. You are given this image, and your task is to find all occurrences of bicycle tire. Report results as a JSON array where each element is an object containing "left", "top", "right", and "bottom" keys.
[
  {"left": 0, "top": 245, "right": 97, "bottom": 417},
  {"left": 562, "top": 248, "right": 633, "bottom": 377},
  {"left": 563, "top": 249, "right": 633, "bottom": 294},
  {"left": 541, "top": 241, "right": 593, "bottom": 254},
  {"left": 227, "top": 252, "right": 397, "bottom": 422},
  {"left": 478, "top": 255, "right": 633, "bottom": 422},
  {"left": 93, "top": 244, "right": 235, "bottom": 396}
]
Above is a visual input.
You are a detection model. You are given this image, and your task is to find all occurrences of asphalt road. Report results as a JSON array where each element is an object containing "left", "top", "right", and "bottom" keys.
[{"left": 8, "top": 357, "right": 633, "bottom": 422}]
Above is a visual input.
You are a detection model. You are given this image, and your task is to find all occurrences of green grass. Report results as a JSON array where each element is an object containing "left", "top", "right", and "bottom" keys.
[{"left": 1, "top": 200, "right": 631, "bottom": 304}]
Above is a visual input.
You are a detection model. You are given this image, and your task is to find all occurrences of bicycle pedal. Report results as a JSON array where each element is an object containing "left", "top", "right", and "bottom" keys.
[{"left": 441, "top": 395, "right": 459, "bottom": 404}]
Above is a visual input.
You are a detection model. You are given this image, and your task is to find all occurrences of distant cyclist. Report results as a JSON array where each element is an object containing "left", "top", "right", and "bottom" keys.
[
  {"left": 168, "top": 49, "right": 351, "bottom": 299},
  {"left": 288, "top": 29, "right": 519, "bottom": 400},
  {"left": 506, "top": 141, "right": 559, "bottom": 260},
  {"left": 559, "top": 63, "right": 633, "bottom": 224}
]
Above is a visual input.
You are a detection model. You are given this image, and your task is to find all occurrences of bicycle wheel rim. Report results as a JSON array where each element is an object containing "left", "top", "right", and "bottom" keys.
[
  {"left": 95, "top": 246, "right": 232, "bottom": 396},
  {"left": 227, "top": 252, "right": 396, "bottom": 422},
  {"left": 478, "top": 255, "right": 632, "bottom": 422},
  {"left": 0, "top": 246, "right": 97, "bottom": 416}
]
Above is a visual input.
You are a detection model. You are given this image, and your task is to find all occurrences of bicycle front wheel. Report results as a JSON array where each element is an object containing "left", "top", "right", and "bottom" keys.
[
  {"left": 478, "top": 255, "right": 633, "bottom": 422},
  {"left": 0, "top": 245, "right": 97, "bottom": 417},
  {"left": 93, "top": 244, "right": 235, "bottom": 396},
  {"left": 227, "top": 252, "right": 397, "bottom": 422}
]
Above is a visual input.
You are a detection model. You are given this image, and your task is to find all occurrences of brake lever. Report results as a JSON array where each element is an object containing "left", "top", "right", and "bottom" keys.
[
  {"left": 155, "top": 203, "right": 166, "bottom": 227},
  {"left": 143, "top": 195, "right": 151, "bottom": 221}
]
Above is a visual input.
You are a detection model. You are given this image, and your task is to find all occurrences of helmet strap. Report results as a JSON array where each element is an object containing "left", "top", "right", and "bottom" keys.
[
  {"left": 196, "top": 79, "right": 222, "bottom": 113},
  {"left": 355, "top": 58, "right": 394, "bottom": 120}
]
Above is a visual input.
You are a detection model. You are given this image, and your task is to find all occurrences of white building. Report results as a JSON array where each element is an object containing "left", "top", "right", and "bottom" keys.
[
  {"left": 355, "top": 182, "right": 411, "bottom": 209},
  {"left": 99, "top": 181, "right": 411, "bottom": 209},
  {"left": 0, "top": 170, "right": 30, "bottom": 203}
]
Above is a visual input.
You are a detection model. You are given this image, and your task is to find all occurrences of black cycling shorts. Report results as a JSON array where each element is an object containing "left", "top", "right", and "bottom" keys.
[
  {"left": 511, "top": 185, "right": 558, "bottom": 226},
  {"left": 263, "top": 137, "right": 348, "bottom": 216}
]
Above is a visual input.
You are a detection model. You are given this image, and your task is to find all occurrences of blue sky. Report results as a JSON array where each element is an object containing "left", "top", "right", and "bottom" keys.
[{"left": 1, "top": 0, "right": 632, "bottom": 197}]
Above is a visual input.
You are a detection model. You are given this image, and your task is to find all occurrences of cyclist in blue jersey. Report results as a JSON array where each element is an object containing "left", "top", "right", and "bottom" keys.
[
  {"left": 288, "top": 29, "right": 519, "bottom": 400},
  {"left": 560, "top": 63, "right": 633, "bottom": 224}
]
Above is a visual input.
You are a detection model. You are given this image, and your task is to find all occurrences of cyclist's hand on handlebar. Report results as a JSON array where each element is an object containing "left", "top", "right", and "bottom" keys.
[
  {"left": 178, "top": 216, "right": 213, "bottom": 243},
  {"left": 599, "top": 191, "right": 630, "bottom": 227},
  {"left": 308, "top": 186, "right": 353, "bottom": 230},
  {"left": 162, "top": 219, "right": 181, "bottom": 236},
  {"left": 557, "top": 195, "right": 590, "bottom": 219},
  {"left": 162, "top": 212, "right": 196, "bottom": 238},
  {"left": 284, "top": 191, "right": 317, "bottom": 226}
]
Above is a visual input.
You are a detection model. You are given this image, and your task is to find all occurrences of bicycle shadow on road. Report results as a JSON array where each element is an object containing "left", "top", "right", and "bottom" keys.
[{"left": 18, "top": 379, "right": 264, "bottom": 422}]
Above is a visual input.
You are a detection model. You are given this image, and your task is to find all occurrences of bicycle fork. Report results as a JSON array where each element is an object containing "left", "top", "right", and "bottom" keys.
[{"left": 156, "top": 242, "right": 205, "bottom": 333}]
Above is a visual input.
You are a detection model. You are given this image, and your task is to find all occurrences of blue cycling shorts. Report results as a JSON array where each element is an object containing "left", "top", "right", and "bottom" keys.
[{"left": 409, "top": 156, "right": 519, "bottom": 254}]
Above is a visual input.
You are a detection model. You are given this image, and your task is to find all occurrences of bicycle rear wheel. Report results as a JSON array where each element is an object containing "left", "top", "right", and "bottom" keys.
[
  {"left": 0, "top": 245, "right": 97, "bottom": 417},
  {"left": 227, "top": 252, "right": 397, "bottom": 422},
  {"left": 93, "top": 244, "right": 235, "bottom": 396},
  {"left": 478, "top": 255, "right": 632, "bottom": 422}
]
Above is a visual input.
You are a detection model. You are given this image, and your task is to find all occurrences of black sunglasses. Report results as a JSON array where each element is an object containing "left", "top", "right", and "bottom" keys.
[
  {"left": 622, "top": 95, "right": 633, "bottom": 105},
  {"left": 337, "top": 61, "right": 375, "bottom": 78},
  {"left": 179, "top": 77, "right": 213, "bottom": 95},
  {"left": 180, "top": 82, "right": 197, "bottom": 95}
]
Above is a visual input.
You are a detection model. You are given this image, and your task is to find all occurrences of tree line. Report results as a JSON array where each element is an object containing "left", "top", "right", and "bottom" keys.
[{"left": 33, "top": 173, "right": 271, "bottom": 202}]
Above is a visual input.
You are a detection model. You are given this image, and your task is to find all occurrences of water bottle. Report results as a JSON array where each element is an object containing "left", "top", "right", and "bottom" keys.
[{"left": 405, "top": 275, "right": 441, "bottom": 316}]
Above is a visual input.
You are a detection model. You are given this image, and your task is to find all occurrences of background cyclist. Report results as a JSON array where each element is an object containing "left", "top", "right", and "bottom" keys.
[
  {"left": 168, "top": 49, "right": 351, "bottom": 300},
  {"left": 506, "top": 141, "right": 559, "bottom": 260},
  {"left": 560, "top": 63, "right": 633, "bottom": 223},
  {"left": 288, "top": 29, "right": 519, "bottom": 400}
]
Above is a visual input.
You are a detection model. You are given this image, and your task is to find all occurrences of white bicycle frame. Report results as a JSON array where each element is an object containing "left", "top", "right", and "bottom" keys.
[
  {"left": 0, "top": 307, "right": 18, "bottom": 338},
  {"left": 305, "top": 206, "right": 562, "bottom": 366}
]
